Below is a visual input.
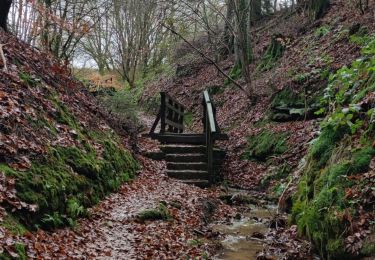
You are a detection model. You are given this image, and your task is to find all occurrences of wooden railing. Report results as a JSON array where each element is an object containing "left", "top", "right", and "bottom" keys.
[
  {"left": 149, "top": 92, "right": 185, "bottom": 135},
  {"left": 203, "top": 90, "right": 218, "bottom": 184}
]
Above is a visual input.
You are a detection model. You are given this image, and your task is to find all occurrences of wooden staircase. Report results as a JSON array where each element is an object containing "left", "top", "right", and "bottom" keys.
[{"left": 146, "top": 91, "right": 228, "bottom": 187}]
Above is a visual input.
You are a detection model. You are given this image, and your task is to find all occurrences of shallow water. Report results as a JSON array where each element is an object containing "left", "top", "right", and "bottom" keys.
[{"left": 212, "top": 205, "right": 277, "bottom": 260}]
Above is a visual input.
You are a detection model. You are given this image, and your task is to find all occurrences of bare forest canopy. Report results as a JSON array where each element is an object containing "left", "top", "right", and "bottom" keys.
[{"left": 2, "top": 0, "right": 349, "bottom": 92}]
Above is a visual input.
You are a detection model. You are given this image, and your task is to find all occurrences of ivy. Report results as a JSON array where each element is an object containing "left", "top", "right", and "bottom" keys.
[{"left": 316, "top": 35, "right": 375, "bottom": 135}]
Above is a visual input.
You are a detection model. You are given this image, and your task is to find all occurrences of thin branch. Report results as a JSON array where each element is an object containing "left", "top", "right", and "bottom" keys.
[{"left": 161, "top": 23, "right": 250, "bottom": 98}]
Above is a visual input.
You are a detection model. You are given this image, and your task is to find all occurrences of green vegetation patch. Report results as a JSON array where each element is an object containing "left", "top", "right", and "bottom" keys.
[
  {"left": 271, "top": 85, "right": 324, "bottom": 122},
  {"left": 96, "top": 88, "right": 139, "bottom": 125},
  {"left": 242, "top": 129, "right": 288, "bottom": 161},
  {"left": 225, "top": 63, "right": 242, "bottom": 85},
  {"left": 314, "top": 25, "right": 330, "bottom": 38},
  {"left": 0, "top": 242, "right": 28, "bottom": 260},
  {"left": 1, "top": 214, "right": 28, "bottom": 236}
]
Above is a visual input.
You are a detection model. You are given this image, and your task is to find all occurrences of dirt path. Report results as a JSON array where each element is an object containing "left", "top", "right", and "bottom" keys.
[{"left": 14, "top": 112, "right": 231, "bottom": 259}]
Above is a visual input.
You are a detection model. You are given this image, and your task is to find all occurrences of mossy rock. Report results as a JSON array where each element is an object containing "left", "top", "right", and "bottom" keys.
[
  {"left": 137, "top": 203, "right": 171, "bottom": 222},
  {"left": 256, "top": 34, "right": 286, "bottom": 72},
  {"left": 242, "top": 129, "right": 288, "bottom": 161},
  {"left": 270, "top": 87, "right": 324, "bottom": 122}
]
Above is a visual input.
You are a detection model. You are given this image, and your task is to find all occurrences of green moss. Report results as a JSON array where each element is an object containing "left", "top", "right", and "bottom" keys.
[
  {"left": 225, "top": 63, "right": 242, "bottom": 85},
  {"left": 242, "top": 130, "right": 288, "bottom": 161},
  {"left": 291, "top": 65, "right": 375, "bottom": 256},
  {"left": 310, "top": 125, "right": 348, "bottom": 168},
  {"left": 292, "top": 142, "right": 375, "bottom": 259},
  {"left": 1, "top": 132, "right": 138, "bottom": 229},
  {"left": 349, "top": 146, "right": 375, "bottom": 173},
  {"left": 29, "top": 116, "right": 57, "bottom": 136},
  {"left": 53, "top": 99, "right": 80, "bottom": 131},
  {"left": 19, "top": 71, "right": 39, "bottom": 87},
  {"left": 14, "top": 243, "right": 27, "bottom": 260},
  {"left": 0, "top": 243, "right": 27, "bottom": 260},
  {"left": 314, "top": 25, "right": 330, "bottom": 38},
  {"left": 1, "top": 214, "right": 28, "bottom": 236},
  {"left": 137, "top": 203, "right": 171, "bottom": 221},
  {"left": 183, "top": 112, "right": 193, "bottom": 128},
  {"left": 256, "top": 35, "right": 285, "bottom": 72},
  {"left": 0, "top": 243, "right": 28, "bottom": 260}
]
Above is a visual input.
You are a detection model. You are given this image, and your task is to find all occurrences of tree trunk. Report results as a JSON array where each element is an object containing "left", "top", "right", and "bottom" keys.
[{"left": 0, "top": 0, "right": 12, "bottom": 31}]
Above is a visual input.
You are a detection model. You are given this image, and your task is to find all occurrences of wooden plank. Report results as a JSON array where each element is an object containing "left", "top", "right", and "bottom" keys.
[
  {"left": 165, "top": 119, "right": 184, "bottom": 130},
  {"left": 166, "top": 103, "right": 183, "bottom": 115},
  {"left": 164, "top": 93, "right": 184, "bottom": 108},
  {"left": 160, "top": 92, "right": 166, "bottom": 133},
  {"left": 154, "top": 134, "right": 205, "bottom": 144},
  {"left": 149, "top": 110, "right": 161, "bottom": 135}
]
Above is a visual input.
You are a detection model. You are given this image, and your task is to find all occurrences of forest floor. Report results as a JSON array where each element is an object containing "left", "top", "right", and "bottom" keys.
[
  {"left": 1, "top": 113, "right": 232, "bottom": 259},
  {"left": 1, "top": 113, "right": 315, "bottom": 259}
]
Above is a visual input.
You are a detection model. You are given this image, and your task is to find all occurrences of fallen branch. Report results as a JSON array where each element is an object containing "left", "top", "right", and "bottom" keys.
[
  {"left": 0, "top": 43, "right": 8, "bottom": 72},
  {"left": 161, "top": 23, "right": 251, "bottom": 99}
]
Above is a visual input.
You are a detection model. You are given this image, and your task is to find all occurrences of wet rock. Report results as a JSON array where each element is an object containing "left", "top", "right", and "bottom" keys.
[
  {"left": 232, "top": 193, "right": 259, "bottom": 205},
  {"left": 269, "top": 215, "right": 287, "bottom": 229},
  {"left": 200, "top": 198, "right": 218, "bottom": 224},
  {"left": 251, "top": 232, "right": 265, "bottom": 239}
]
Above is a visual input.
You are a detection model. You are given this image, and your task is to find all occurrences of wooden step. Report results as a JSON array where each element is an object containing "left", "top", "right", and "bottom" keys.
[
  {"left": 180, "top": 179, "right": 210, "bottom": 188},
  {"left": 167, "top": 170, "right": 209, "bottom": 180},
  {"left": 161, "top": 145, "right": 206, "bottom": 154},
  {"left": 167, "top": 162, "right": 207, "bottom": 171},
  {"left": 165, "top": 154, "right": 206, "bottom": 163},
  {"left": 143, "top": 151, "right": 165, "bottom": 160},
  {"left": 149, "top": 133, "right": 229, "bottom": 144},
  {"left": 155, "top": 134, "right": 205, "bottom": 145}
]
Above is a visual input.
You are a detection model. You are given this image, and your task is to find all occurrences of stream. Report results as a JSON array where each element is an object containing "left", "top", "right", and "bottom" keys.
[{"left": 212, "top": 204, "right": 277, "bottom": 260}]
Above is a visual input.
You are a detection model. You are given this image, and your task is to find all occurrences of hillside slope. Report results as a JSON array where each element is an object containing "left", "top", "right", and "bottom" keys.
[
  {"left": 0, "top": 29, "right": 138, "bottom": 242},
  {"left": 142, "top": 1, "right": 374, "bottom": 258}
]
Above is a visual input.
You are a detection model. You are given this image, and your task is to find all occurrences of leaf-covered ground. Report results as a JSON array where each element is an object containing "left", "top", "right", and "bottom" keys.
[{"left": 1, "top": 119, "right": 235, "bottom": 258}]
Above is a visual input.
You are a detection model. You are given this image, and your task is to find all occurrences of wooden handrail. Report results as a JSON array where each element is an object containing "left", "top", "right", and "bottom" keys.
[{"left": 203, "top": 90, "right": 218, "bottom": 184}]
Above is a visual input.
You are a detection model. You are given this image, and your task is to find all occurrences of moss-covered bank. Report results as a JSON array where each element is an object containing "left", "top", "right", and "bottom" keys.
[
  {"left": 0, "top": 92, "right": 138, "bottom": 230},
  {"left": 291, "top": 35, "right": 375, "bottom": 259}
]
